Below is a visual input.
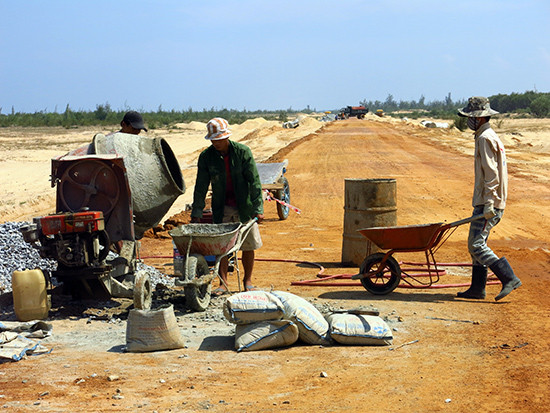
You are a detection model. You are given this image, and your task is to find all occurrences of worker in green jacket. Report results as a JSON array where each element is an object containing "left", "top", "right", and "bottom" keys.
[{"left": 191, "top": 118, "right": 264, "bottom": 295}]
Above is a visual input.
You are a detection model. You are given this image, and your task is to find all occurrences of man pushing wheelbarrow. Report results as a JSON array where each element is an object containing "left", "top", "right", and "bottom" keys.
[
  {"left": 455, "top": 96, "right": 521, "bottom": 301},
  {"left": 190, "top": 118, "right": 264, "bottom": 296},
  {"left": 352, "top": 97, "right": 521, "bottom": 301}
]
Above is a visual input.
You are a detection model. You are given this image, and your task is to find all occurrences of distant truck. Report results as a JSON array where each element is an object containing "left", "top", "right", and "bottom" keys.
[{"left": 340, "top": 106, "right": 369, "bottom": 119}]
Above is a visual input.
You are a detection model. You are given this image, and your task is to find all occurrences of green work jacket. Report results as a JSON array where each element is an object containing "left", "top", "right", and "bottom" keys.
[{"left": 191, "top": 140, "right": 264, "bottom": 223}]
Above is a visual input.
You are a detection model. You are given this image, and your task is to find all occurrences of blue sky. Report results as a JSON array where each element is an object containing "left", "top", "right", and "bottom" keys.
[{"left": 1, "top": 0, "right": 549, "bottom": 113}]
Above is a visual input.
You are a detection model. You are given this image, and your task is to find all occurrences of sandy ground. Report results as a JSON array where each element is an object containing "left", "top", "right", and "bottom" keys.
[
  {"left": 1, "top": 114, "right": 550, "bottom": 412},
  {"left": 0, "top": 115, "right": 323, "bottom": 224}
]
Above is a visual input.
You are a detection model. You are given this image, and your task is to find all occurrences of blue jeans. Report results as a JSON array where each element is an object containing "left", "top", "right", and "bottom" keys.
[{"left": 468, "top": 205, "right": 503, "bottom": 267}]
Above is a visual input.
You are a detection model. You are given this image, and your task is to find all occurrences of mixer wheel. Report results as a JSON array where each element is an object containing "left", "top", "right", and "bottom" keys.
[{"left": 133, "top": 270, "right": 152, "bottom": 310}]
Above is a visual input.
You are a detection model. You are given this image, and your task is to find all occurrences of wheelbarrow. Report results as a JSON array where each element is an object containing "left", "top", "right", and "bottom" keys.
[
  {"left": 351, "top": 214, "right": 486, "bottom": 295},
  {"left": 168, "top": 219, "right": 257, "bottom": 311},
  {"left": 256, "top": 160, "right": 293, "bottom": 220}
]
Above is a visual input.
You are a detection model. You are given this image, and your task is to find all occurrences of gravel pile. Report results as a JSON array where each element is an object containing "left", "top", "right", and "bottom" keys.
[
  {"left": 0, "top": 222, "right": 57, "bottom": 294},
  {"left": 136, "top": 259, "right": 175, "bottom": 289},
  {"left": 0, "top": 221, "right": 174, "bottom": 294}
]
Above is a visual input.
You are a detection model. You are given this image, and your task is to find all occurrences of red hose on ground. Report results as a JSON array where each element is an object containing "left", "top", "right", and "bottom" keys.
[
  {"left": 139, "top": 255, "right": 500, "bottom": 289},
  {"left": 139, "top": 255, "right": 326, "bottom": 277},
  {"left": 254, "top": 257, "right": 326, "bottom": 277}
]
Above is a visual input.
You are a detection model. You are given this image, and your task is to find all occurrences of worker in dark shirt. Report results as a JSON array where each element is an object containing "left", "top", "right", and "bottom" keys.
[{"left": 191, "top": 118, "right": 264, "bottom": 295}]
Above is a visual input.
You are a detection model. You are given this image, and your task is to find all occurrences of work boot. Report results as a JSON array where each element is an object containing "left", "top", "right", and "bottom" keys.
[
  {"left": 457, "top": 265, "right": 487, "bottom": 299},
  {"left": 490, "top": 257, "right": 522, "bottom": 301}
]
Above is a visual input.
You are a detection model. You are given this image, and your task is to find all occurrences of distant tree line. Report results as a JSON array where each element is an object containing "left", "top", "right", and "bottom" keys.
[
  {"left": 1, "top": 90, "right": 548, "bottom": 128},
  {"left": 359, "top": 92, "right": 466, "bottom": 115},
  {"left": 359, "top": 90, "right": 550, "bottom": 119},
  {"left": 489, "top": 91, "right": 550, "bottom": 117},
  {"left": 0, "top": 103, "right": 305, "bottom": 128}
]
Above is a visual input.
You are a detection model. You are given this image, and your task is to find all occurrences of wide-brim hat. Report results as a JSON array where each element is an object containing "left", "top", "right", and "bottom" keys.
[
  {"left": 458, "top": 96, "right": 499, "bottom": 117},
  {"left": 205, "top": 117, "right": 232, "bottom": 140}
]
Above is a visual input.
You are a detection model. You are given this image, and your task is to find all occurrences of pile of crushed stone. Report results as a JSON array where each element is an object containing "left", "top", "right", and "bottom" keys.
[
  {"left": 0, "top": 222, "right": 57, "bottom": 294},
  {"left": 0, "top": 221, "right": 173, "bottom": 294}
]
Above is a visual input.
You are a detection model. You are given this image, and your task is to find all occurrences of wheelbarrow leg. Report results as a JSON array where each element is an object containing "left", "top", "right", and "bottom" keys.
[
  {"left": 215, "top": 254, "right": 243, "bottom": 293},
  {"left": 213, "top": 258, "right": 231, "bottom": 293},
  {"left": 234, "top": 254, "right": 242, "bottom": 292}
]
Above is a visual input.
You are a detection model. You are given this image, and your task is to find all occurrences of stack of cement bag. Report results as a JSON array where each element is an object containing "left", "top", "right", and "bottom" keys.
[{"left": 223, "top": 290, "right": 393, "bottom": 352}]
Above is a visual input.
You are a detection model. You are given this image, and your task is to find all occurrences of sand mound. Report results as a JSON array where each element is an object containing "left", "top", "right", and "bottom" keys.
[
  {"left": 298, "top": 116, "right": 322, "bottom": 128},
  {"left": 233, "top": 118, "right": 280, "bottom": 135},
  {"left": 240, "top": 125, "right": 283, "bottom": 143},
  {"left": 188, "top": 121, "right": 206, "bottom": 130},
  {"left": 174, "top": 121, "right": 206, "bottom": 130},
  {"left": 239, "top": 118, "right": 270, "bottom": 129}
]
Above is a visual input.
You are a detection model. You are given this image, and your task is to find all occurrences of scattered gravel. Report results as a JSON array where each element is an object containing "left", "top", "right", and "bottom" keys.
[
  {"left": 136, "top": 259, "right": 175, "bottom": 290},
  {"left": 0, "top": 221, "right": 173, "bottom": 294},
  {"left": 0, "top": 222, "right": 363, "bottom": 326},
  {"left": 0, "top": 222, "right": 57, "bottom": 294}
]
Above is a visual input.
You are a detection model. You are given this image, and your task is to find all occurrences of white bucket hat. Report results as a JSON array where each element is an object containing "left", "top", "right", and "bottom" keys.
[{"left": 205, "top": 117, "right": 232, "bottom": 140}]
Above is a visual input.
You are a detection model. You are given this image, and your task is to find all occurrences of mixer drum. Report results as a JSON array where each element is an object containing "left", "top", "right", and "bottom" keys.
[{"left": 92, "top": 133, "right": 185, "bottom": 239}]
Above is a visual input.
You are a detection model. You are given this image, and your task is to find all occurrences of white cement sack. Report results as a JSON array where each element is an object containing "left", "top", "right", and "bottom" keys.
[
  {"left": 271, "top": 290, "right": 331, "bottom": 345},
  {"left": 126, "top": 305, "right": 185, "bottom": 352},
  {"left": 223, "top": 291, "right": 284, "bottom": 325},
  {"left": 326, "top": 313, "right": 393, "bottom": 346},
  {"left": 235, "top": 320, "right": 299, "bottom": 352}
]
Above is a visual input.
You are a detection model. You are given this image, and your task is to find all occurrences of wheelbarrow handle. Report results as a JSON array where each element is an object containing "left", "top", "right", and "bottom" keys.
[
  {"left": 229, "top": 218, "right": 258, "bottom": 250},
  {"left": 449, "top": 214, "right": 486, "bottom": 228},
  {"left": 240, "top": 217, "right": 258, "bottom": 233}
]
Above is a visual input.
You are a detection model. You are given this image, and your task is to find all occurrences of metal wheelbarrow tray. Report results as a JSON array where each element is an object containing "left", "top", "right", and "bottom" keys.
[
  {"left": 168, "top": 220, "right": 256, "bottom": 312},
  {"left": 351, "top": 215, "right": 487, "bottom": 295},
  {"left": 170, "top": 222, "right": 242, "bottom": 257},
  {"left": 358, "top": 222, "right": 445, "bottom": 251}
]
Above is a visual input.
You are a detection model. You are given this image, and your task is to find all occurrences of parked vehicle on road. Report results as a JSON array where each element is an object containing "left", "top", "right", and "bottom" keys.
[{"left": 340, "top": 106, "right": 369, "bottom": 119}]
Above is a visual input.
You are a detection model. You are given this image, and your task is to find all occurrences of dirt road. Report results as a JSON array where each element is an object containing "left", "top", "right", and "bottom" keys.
[{"left": 2, "top": 119, "right": 550, "bottom": 412}]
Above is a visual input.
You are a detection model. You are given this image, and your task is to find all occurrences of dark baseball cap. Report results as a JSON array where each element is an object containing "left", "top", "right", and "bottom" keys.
[{"left": 122, "top": 111, "right": 147, "bottom": 131}]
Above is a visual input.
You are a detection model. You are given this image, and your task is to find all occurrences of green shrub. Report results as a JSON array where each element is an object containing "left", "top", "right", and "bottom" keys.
[
  {"left": 530, "top": 96, "right": 550, "bottom": 117},
  {"left": 452, "top": 116, "right": 467, "bottom": 131}
]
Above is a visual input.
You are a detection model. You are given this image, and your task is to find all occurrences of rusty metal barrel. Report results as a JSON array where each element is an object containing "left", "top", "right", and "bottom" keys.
[
  {"left": 341, "top": 178, "right": 397, "bottom": 266},
  {"left": 93, "top": 132, "right": 185, "bottom": 239}
]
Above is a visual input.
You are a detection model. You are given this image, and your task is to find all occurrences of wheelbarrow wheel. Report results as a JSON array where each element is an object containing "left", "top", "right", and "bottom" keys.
[
  {"left": 184, "top": 254, "right": 212, "bottom": 312},
  {"left": 133, "top": 270, "right": 152, "bottom": 310},
  {"left": 359, "top": 253, "right": 401, "bottom": 295},
  {"left": 275, "top": 177, "right": 290, "bottom": 220}
]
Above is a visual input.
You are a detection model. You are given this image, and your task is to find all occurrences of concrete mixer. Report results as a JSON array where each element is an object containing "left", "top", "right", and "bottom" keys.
[{"left": 20, "top": 132, "right": 185, "bottom": 307}]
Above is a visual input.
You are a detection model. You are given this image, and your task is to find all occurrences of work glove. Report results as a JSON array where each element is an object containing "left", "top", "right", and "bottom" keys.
[{"left": 483, "top": 204, "right": 496, "bottom": 219}]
